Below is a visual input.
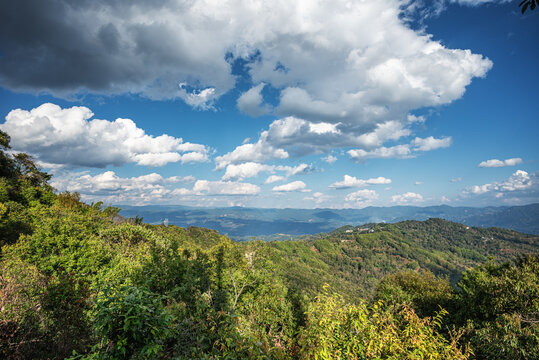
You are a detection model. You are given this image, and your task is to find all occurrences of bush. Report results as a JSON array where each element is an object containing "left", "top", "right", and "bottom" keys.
[
  {"left": 85, "top": 285, "right": 173, "bottom": 360},
  {"left": 455, "top": 255, "right": 539, "bottom": 359},
  {"left": 375, "top": 270, "right": 455, "bottom": 319},
  {"left": 299, "top": 286, "right": 470, "bottom": 360}
]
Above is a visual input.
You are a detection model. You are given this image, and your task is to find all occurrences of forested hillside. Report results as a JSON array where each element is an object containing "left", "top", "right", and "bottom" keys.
[
  {"left": 267, "top": 220, "right": 538, "bottom": 302},
  {"left": 1, "top": 130, "right": 538, "bottom": 359}
]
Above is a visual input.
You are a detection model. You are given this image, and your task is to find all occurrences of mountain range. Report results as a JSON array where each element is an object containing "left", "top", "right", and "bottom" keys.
[{"left": 118, "top": 203, "right": 539, "bottom": 240}]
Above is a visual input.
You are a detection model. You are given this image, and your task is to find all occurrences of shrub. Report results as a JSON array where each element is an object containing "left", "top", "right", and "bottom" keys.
[{"left": 299, "top": 286, "right": 470, "bottom": 360}]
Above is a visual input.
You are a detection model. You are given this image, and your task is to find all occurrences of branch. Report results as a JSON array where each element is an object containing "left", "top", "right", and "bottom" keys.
[{"left": 228, "top": 270, "right": 251, "bottom": 313}]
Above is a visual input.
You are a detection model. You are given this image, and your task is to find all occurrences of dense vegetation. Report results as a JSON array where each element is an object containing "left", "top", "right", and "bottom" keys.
[
  {"left": 0, "top": 130, "right": 537, "bottom": 359},
  {"left": 268, "top": 221, "right": 538, "bottom": 302}
]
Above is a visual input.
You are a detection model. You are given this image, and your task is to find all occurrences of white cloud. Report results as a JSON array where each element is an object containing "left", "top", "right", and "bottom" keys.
[
  {"left": 264, "top": 175, "right": 285, "bottom": 184},
  {"left": 132, "top": 153, "right": 181, "bottom": 167},
  {"left": 222, "top": 162, "right": 274, "bottom": 180},
  {"left": 415, "top": 181, "right": 423, "bottom": 185},
  {"left": 180, "top": 152, "right": 210, "bottom": 164},
  {"left": 344, "top": 189, "right": 379, "bottom": 207},
  {"left": 178, "top": 83, "right": 218, "bottom": 110},
  {"left": 279, "top": 163, "right": 314, "bottom": 177},
  {"left": 478, "top": 157, "right": 523, "bottom": 168},
  {"left": 237, "top": 83, "right": 271, "bottom": 117},
  {"left": 272, "top": 181, "right": 307, "bottom": 192},
  {"left": 192, "top": 180, "right": 260, "bottom": 195},
  {"left": 322, "top": 155, "right": 337, "bottom": 164},
  {"left": 330, "top": 175, "right": 391, "bottom": 189},
  {"left": 1, "top": 0, "right": 496, "bottom": 186},
  {"left": 50, "top": 170, "right": 260, "bottom": 205},
  {"left": 411, "top": 136, "right": 452, "bottom": 151},
  {"left": 391, "top": 192, "right": 424, "bottom": 204},
  {"left": 214, "top": 134, "right": 288, "bottom": 170},
  {"left": 51, "top": 170, "right": 180, "bottom": 203},
  {"left": 348, "top": 144, "right": 412, "bottom": 162},
  {"left": 304, "top": 191, "right": 333, "bottom": 206},
  {"left": 468, "top": 170, "right": 533, "bottom": 195},
  {"left": 0, "top": 103, "right": 209, "bottom": 168},
  {"left": 461, "top": 170, "right": 539, "bottom": 205},
  {"left": 245, "top": 116, "right": 414, "bottom": 158},
  {"left": 451, "top": 177, "right": 463, "bottom": 183},
  {"left": 347, "top": 135, "right": 451, "bottom": 162},
  {"left": 221, "top": 161, "right": 313, "bottom": 181},
  {"left": 2, "top": 0, "right": 492, "bottom": 126},
  {"left": 167, "top": 175, "right": 196, "bottom": 183},
  {"left": 171, "top": 188, "right": 193, "bottom": 196}
]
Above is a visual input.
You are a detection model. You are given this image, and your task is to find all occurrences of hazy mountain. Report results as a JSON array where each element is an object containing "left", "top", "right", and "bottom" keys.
[{"left": 118, "top": 203, "right": 539, "bottom": 240}]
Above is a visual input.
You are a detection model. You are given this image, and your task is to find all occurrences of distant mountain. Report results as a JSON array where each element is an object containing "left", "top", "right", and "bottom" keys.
[{"left": 118, "top": 203, "right": 539, "bottom": 240}]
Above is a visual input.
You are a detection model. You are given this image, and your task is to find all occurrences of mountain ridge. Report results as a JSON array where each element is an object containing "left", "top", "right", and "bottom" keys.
[{"left": 118, "top": 202, "right": 539, "bottom": 239}]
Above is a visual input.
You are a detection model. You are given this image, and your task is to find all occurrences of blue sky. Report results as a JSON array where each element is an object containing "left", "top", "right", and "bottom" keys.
[{"left": 0, "top": 0, "right": 537, "bottom": 208}]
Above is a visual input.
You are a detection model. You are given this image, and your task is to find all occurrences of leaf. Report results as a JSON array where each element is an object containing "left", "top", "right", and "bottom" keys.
[{"left": 522, "top": 2, "right": 529, "bottom": 14}]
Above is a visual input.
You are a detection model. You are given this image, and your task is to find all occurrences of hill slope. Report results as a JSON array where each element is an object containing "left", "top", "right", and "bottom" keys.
[{"left": 266, "top": 218, "right": 539, "bottom": 301}]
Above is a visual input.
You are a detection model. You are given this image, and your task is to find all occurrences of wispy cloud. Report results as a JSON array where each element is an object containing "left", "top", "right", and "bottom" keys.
[
  {"left": 478, "top": 158, "right": 523, "bottom": 168},
  {"left": 330, "top": 175, "right": 391, "bottom": 189}
]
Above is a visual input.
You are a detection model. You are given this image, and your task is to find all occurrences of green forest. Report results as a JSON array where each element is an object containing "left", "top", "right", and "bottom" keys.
[{"left": 1, "top": 129, "right": 538, "bottom": 359}]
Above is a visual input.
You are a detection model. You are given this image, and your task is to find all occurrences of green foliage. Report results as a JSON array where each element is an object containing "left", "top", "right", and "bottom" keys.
[
  {"left": 84, "top": 285, "right": 172, "bottom": 360},
  {"left": 376, "top": 270, "right": 455, "bottom": 319},
  {"left": 299, "top": 286, "right": 470, "bottom": 360},
  {"left": 0, "top": 260, "right": 92, "bottom": 359},
  {"left": 455, "top": 255, "right": 539, "bottom": 359}
]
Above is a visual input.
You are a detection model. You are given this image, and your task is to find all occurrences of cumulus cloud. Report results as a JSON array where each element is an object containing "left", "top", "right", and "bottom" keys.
[
  {"left": 461, "top": 170, "right": 539, "bottom": 205},
  {"left": 214, "top": 134, "right": 288, "bottom": 170},
  {"left": 221, "top": 161, "right": 312, "bottom": 181},
  {"left": 468, "top": 170, "right": 533, "bottom": 195},
  {"left": 347, "top": 136, "right": 451, "bottom": 162},
  {"left": 280, "top": 163, "right": 314, "bottom": 177},
  {"left": 272, "top": 181, "right": 307, "bottom": 192},
  {"left": 478, "top": 157, "right": 523, "bottom": 168},
  {"left": 218, "top": 115, "right": 433, "bottom": 167},
  {"left": 192, "top": 180, "right": 260, "bottom": 195},
  {"left": 237, "top": 83, "right": 271, "bottom": 117},
  {"left": 391, "top": 192, "right": 424, "bottom": 204},
  {"left": 0, "top": 103, "right": 209, "bottom": 168},
  {"left": 0, "top": 0, "right": 492, "bottom": 123},
  {"left": 330, "top": 175, "right": 391, "bottom": 189},
  {"left": 322, "top": 155, "right": 337, "bottom": 164},
  {"left": 222, "top": 162, "right": 274, "bottom": 181},
  {"left": 411, "top": 136, "right": 452, "bottom": 152},
  {"left": 51, "top": 171, "right": 185, "bottom": 204},
  {"left": 51, "top": 170, "right": 260, "bottom": 205},
  {"left": 178, "top": 84, "right": 218, "bottom": 110},
  {"left": 348, "top": 145, "right": 412, "bottom": 162},
  {"left": 344, "top": 189, "right": 379, "bottom": 207},
  {"left": 304, "top": 191, "right": 333, "bottom": 206},
  {"left": 264, "top": 175, "right": 285, "bottom": 184}
]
